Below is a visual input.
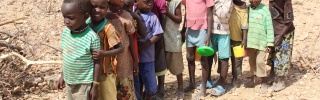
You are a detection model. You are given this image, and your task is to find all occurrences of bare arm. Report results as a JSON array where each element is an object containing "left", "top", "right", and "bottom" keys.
[
  {"left": 101, "top": 43, "right": 124, "bottom": 56},
  {"left": 205, "top": 6, "right": 213, "bottom": 46},
  {"left": 241, "top": 29, "right": 248, "bottom": 47},
  {"left": 130, "top": 12, "right": 147, "bottom": 38},
  {"left": 138, "top": 34, "right": 162, "bottom": 52},
  {"left": 166, "top": 3, "right": 182, "bottom": 24}
]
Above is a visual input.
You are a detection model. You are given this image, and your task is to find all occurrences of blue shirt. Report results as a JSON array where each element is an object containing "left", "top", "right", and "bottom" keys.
[{"left": 138, "top": 12, "right": 163, "bottom": 63}]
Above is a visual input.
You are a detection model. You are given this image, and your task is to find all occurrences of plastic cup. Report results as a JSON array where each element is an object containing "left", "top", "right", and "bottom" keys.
[{"left": 233, "top": 45, "right": 245, "bottom": 58}]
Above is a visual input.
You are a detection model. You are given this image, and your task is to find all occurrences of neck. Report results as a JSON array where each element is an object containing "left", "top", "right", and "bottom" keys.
[
  {"left": 109, "top": 5, "right": 121, "bottom": 13},
  {"left": 72, "top": 24, "right": 88, "bottom": 34},
  {"left": 91, "top": 19, "right": 104, "bottom": 26}
]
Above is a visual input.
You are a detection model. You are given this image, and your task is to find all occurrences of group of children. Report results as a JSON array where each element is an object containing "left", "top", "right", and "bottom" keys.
[{"left": 56, "top": 0, "right": 295, "bottom": 99}]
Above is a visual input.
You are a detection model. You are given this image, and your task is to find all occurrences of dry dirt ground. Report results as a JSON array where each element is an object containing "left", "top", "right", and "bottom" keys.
[{"left": 0, "top": 0, "right": 319, "bottom": 100}]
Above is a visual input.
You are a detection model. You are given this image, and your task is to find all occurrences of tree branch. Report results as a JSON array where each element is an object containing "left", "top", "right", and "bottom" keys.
[{"left": 0, "top": 41, "right": 22, "bottom": 51}]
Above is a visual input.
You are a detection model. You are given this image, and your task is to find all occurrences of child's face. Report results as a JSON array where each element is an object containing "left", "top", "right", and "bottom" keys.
[
  {"left": 61, "top": 3, "right": 88, "bottom": 31},
  {"left": 123, "top": 0, "right": 134, "bottom": 12},
  {"left": 249, "top": 0, "right": 261, "bottom": 7},
  {"left": 90, "top": 0, "right": 108, "bottom": 21},
  {"left": 137, "top": 0, "right": 153, "bottom": 13},
  {"left": 110, "top": 0, "right": 125, "bottom": 8}
]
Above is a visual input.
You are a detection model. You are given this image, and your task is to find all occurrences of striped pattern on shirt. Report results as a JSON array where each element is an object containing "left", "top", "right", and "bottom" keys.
[
  {"left": 61, "top": 27, "right": 101, "bottom": 84},
  {"left": 247, "top": 4, "right": 274, "bottom": 51}
]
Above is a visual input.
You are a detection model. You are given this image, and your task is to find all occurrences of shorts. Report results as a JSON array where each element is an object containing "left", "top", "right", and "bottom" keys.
[
  {"left": 66, "top": 83, "right": 91, "bottom": 100},
  {"left": 210, "top": 34, "right": 231, "bottom": 59},
  {"left": 155, "top": 48, "right": 167, "bottom": 76},
  {"left": 247, "top": 48, "right": 267, "bottom": 77},
  {"left": 98, "top": 73, "right": 116, "bottom": 100},
  {"left": 134, "top": 61, "right": 157, "bottom": 99},
  {"left": 186, "top": 28, "right": 207, "bottom": 47},
  {"left": 165, "top": 52, "right": 184, "bottom": 75}
]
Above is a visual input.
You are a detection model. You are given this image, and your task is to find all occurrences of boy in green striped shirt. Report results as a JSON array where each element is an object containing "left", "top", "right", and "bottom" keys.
[
  {"left": 56, "top": 0, "right": 102, "bottom": 100},
  {"left": 245, "top": 0, "right": 274, "bottom": 93}
]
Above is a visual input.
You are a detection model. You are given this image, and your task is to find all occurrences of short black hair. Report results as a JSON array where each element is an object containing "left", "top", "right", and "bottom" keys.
[{"left": 63, "top": 0, "right": 92, "bottom": 14}]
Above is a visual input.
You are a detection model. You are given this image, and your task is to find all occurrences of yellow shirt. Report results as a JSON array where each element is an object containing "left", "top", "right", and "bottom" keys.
[{"left": 229, "top": 5, "right": 248, "bottom": 41}]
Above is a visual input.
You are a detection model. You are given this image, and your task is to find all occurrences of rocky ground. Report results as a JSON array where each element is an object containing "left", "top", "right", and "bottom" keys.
[{"left": 0, "top": 0, "right": 319, "bottom": 100}]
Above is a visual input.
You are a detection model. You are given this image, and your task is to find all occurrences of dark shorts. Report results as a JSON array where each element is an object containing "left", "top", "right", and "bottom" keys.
[{"left": 155, "top": 39, "right": 167, "bottom": 76}]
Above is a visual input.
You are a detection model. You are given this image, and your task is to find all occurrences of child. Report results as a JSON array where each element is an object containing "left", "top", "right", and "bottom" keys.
[
  {"left": 134, "top": 0, "right": 163, "bottom": 99},
  {"left": 206, "top": 0, "right": 233, "bottom": 96},
  {"left": 268, "top": 0, "right": 295, "bottom": 92},
  {"left": 106, "top": 0, "right": 138, "bottom": 99},
  {"left": 151, "top": 0, "right": 167, "bottom": 98},
  {"left": 245, "top": 0, "right": 274, "bottom": 93},
  {"left": 56, "top": 0, "right": 101, "bottom": 100},
  {"left": 87, "top": 0, "right": 124, "bottom": 99},
  {"left": 182, "top": 0, "right": 214, "bottom": 99},
  {"left": 228, "top": 0, "right": 248, "bottom": 90},
  {"left": 163, "top": 0, "right": 184, "bottom": 99}
]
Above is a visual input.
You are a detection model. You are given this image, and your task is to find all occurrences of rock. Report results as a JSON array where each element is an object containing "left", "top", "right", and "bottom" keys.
[
  {"left": 33, "top": 77, "right": 43, "bottom": 84},
  {"left": 44, "top": 76, "right": 59, "bottom": 90},
  {"left": 13, "top": 86, "right": 22, "bottom": 94}
]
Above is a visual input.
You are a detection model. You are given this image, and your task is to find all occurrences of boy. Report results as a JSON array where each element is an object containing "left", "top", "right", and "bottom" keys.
[
  {"left": 228, "top": 0, "right": 248, "bottom": 89},
  {"left": 245, "top": 0, "right": 274, "bottom": 93},
  {"left": 134, "top": 0, "right": 163, "bottom": 99},
  {"left": 182, "top": 0, "right": 214, "bottom": 99},
  {"left": 151, "top": 0, "right": 167, "bottom": 98},
  {"left": 87, "top": 0, "right": 124, "bottom": 99},
  {"left": 268, "top": 0, "right": 295, "bottom": 92},
  {"left": 56, "top": 0, "right": 101, "bottom": 100},
  {"left": 106, "top": 0, "right": 139, "bottom": 99},
  {"left": 163, "top": 0, "right": 184, "bottom": 99},
  {"left": 207, "top": 0, "right": 233, "bottom": 96}
]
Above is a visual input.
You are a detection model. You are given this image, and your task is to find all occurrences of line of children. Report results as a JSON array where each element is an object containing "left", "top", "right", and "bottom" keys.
[{"left": 57, "top": 0, "right": 294, "bottom": 99}]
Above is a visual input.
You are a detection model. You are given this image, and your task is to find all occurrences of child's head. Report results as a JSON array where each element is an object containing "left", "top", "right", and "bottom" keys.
[
  {"left": 90, "top": 0, "right": 108, "bottom": 22},
  {"left": 109, "top": 0, "right": 125, "bottom": 8},
  {"left": 136, "top": 0, "right": 153, "bottom": 13},
  {"left": 123, "top": 0, "right": 134, "bottom": 12},
  {"left": 61, "top": 0, "right": 92, "bottom": 31},
  {"left": 249, "top": 0, "right": 261, "bottom": 7}
]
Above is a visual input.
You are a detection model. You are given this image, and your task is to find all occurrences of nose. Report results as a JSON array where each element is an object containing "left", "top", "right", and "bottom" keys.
[
  {"left": 95, "top": 8, "right": 101, "bottom": 13},
  {"left": 64, "top": 18, "right": 70, "bottom": 25}
]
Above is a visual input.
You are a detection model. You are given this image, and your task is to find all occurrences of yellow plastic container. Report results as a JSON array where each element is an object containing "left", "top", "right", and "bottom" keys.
[{"left": 233, "top": 45, "right": 245, "bottom": 58}]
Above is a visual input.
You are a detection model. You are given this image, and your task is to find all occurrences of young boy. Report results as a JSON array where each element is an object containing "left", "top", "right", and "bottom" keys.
[
  {"left": 151, "top": 0, "right": 167, "bottom": 98},
  {"left": 268, "top": 0, "right": 295, "bottom": 92},
  {"left": 182, "top": 0, "right": 214, "bottom": 99},
  {"left": 245, "top": 0, "right": 274, "bottom": 93},
  {"left": 87, "top": 0, "right": 124, "bottom": 99},
  {"left": 163, "top": 0, "right": 184, "bottom": 99},
  {"left": 228, "top": 0, "right": 248, "bottom": 89},
  {"left": 106, "top": 0, "right": 139, "bottom": 99},
  {"left": 134, "top": 0, "right": 163, "bottom": 99},
  {"left": 56, "top": 0, "right": 101, "bottom": 100},
  {"left": 207, "top": 0, "right": 233, "bottom": 96}
]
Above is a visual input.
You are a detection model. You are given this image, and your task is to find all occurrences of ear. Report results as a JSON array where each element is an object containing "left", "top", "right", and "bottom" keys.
[{"left": 84, "top": 13, "right": 90, "bottom": 19}]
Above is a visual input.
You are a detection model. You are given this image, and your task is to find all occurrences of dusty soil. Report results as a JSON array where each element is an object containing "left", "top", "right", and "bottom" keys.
[{"left": 0, "top": 0, "right": 319, "bottom": 100}]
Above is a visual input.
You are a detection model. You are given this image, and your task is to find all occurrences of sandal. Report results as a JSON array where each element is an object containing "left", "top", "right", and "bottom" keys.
[
  {"left": 209, "top": 85, "right": 226, "bottom": 96},
  {"left": 197, "top": 80, "right": 213, "bottom": 89}
]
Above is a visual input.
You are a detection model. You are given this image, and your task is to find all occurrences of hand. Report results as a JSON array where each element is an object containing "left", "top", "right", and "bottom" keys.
[
  {"left": 133, "top": 61, "right": 139, "bottom": 76},
  {"left": 92, "top": 50, "right": 105, "bottom": 60},
  {"left": 89, "top": 85, "right": 98, "bottom": 100},
  {"left": 266, "top": 46, "right": 272, "bottom": 53},
  {"left": 241, "top": 40, "right": 247, "bottom": 48},
  {"left": 204, "top": 36, "right": 211, "bottom": 46},
  {"left": 56, "top": 76, "right": 65, "bottom": 91},
  {"left": 135, "top": 9, "right": 141, "bottom": 16},
  {"left": 274, "top": 35, "right": 283, "bottom": 46}
]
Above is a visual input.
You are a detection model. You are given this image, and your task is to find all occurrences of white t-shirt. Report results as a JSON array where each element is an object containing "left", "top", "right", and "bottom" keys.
[{"left": 211, "top": 0, "right": 233, "bottom": 34}]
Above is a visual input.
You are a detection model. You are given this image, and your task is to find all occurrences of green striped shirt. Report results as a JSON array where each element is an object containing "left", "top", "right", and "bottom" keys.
[
  {"left": 61, "top": 26, "right": 100, "bottom": 84},
  {"left": 247, "top": 4, "right": 274, "bottom": 51}
]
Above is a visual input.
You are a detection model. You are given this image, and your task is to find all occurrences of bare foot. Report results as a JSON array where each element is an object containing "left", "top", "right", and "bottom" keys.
[
  {"left": 230, "top": 79, "right": 239, "bottom": 91},
  {"left": 176, "top": 88, "right": 185, "bottom": 99},
  {"left": 271, "top": 81, "right": 286, "bottom": 92},
  {"left": 157, "top": 90, "right": 165, "bottom": 99},
  {"left": 244, "top": 80, "right": 255, "bottom": 88},
  {"left": 260, "top": 83, "right": 268, "bottom": 93},
  {"left": 184, "top": 85, "right": 195, "bottom": 92},
  {"left": 193, "top": 90, "right": 205, "bottom": 100}
]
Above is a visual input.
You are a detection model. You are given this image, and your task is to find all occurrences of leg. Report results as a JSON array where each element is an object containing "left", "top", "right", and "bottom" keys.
[
  {"left": 157, "top": 75, "right": 165, "bottom": 98},
  {"left": 134, "top": 64, "right": 142, "bottom": 100},
  {"left": 185, "top": 47, "right": 196, "bottom": 92},
  {"left": 166, "top": 52, "right": 185, "bottom": 99},
  {"left": 140, "top": 62, "right": 158, "bottom": 100},
  {"left": 176, "top": 73, "right": 185, "bottom": 99},
  {"left": 219, "top": 58, "right": 229, "bottom": 86},
  {"left": 245, "top": 48, "right": 257, "bottom": 87},
  {"left": 256, "top": 50, "right": 268, "bottom": 93},
  {"left": 154, "top": 47, "right": 167, "bottom": 99},
  {"left": 194, "top": 56, "right": 210, "bottom": 99}
]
